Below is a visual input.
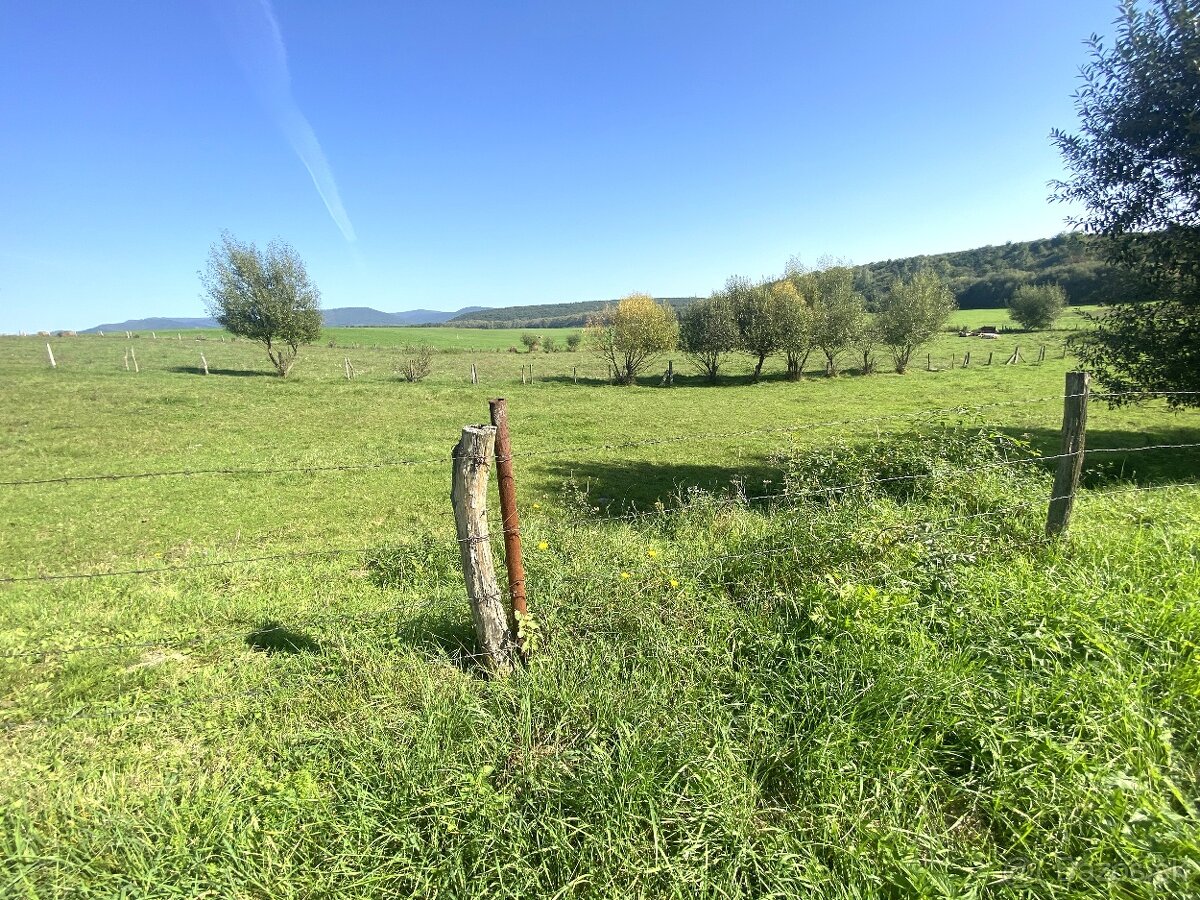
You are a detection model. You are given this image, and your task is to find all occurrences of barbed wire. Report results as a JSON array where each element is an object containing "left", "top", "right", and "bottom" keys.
[
  {"left": 4, "top": 479, "right": 1196, "bottom": 730},
  {"left": 4, "top": 438, "right": 1198, "bottom": 584}
]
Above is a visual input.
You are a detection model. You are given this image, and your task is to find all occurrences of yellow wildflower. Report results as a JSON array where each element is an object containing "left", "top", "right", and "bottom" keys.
[
  {"left": 646, "top": 548, "right": 658, "bottom": 559},
  {"left": 620, "top": 571, "right": 631, "bottom": 580},
  {"left": 537, "top": 541, "right": 549, "bottom": 551},
  {"left": 669, "top": 578, "right": 680, "bottom": 589}
]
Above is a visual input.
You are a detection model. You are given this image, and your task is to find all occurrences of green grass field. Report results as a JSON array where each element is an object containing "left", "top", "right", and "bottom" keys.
[{"left": 2, "top": 322, "right": 1198, "bottom": 897}]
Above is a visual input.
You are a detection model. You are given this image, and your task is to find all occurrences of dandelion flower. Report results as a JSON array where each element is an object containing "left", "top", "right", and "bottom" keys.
[
  {"left": 532, "top": 502, "right": 542, "bottom": 510},
  {"left": 537, "top": 541, "right": 549, "bottom": 551},
  {"left": 669, "top": 578, "right": 680, "bottom": 589},
  {"left": 646, "top": 548, "right": 658, "bottom": 559},
  {"left": 620, "top": 571, "right": 631, "bottom": 580}
]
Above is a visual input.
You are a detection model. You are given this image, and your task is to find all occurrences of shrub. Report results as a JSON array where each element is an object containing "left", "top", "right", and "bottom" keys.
[
  {"left": 565, "top": 333, "right": 582, "bottom": 351},
  {"left": 520, "top": 333, "right": 541, "bottom": 352},
  {"left": 1007, "top": 283, "right": 1066, "bottom": 330},
  {"left": 399, "top": 345, "right": 433, "bottom": 382},
  {"left": 542, "top": 336, "right": 558, "bottom": 353}
]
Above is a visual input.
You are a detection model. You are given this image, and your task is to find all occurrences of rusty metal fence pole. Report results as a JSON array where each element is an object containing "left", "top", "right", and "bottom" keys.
[{"left": 488, "top": 399, "right": 529, "bottom": 632}]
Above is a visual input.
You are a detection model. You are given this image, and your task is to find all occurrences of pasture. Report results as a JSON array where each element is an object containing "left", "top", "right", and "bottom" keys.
[{"left": 2, "top": 323, "right": 1198, "bottom": 897}]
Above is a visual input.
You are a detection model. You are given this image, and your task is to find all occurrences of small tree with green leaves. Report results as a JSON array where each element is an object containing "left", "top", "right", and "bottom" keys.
[
  {"left": 875, "top": 270, "right": 957, "bottom": 373},
  {"left": 565, "top": 333, "right": 582, "bottom": 351},
  {"left": 200, "top": 232, "right": 322, "bottom": 377},
  {"left": 730, "top": 276, "right": 788, "bottom": 382},
  {"left": 780, "top": 273, "right": 815, "bottom": 379},
  {"left": 520, "top": 332, "right": 541, "bottom": 352},
  {"left": 585, "top": 293, "right": 679, "bottom": 385},
  {"left": 1007, "top": 283, "right": 1066, "bottom": 330},
  {"left": 679, "top": 291, "right": 738, "bottom": 382},
  {"left": 810, "top": 266, "right": 866, "bottom": 375}
]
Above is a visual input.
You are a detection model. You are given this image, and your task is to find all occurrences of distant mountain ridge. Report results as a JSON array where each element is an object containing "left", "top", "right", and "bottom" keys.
[{"left": 82, "top": 306, "right": 488, "bottom": 333}]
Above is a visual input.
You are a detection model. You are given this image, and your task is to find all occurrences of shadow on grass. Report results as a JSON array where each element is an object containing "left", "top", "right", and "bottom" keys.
[
  {"left": 391, "top": 608, "right": 491, "bottom": 676},
  {"left": 167, "top": 365, "right": 273, "bottom": 378},
  {"left": 245, "top": 621, "right": 322, "bottom": 655},
  {"left": 539, "top": 456, "right": 784, "bottom": 513},
  {"left": 997, "top": 424, "right": 1200, "bottom": 486}
]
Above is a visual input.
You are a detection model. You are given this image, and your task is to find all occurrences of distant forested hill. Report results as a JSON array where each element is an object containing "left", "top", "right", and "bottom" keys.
[
  {"left": 854, "top": 233, "right": 1124, "bottom": 309},
  {"left": 448, "top": 235, "right": 1123, "bottom": 328},
  {"left": 449, "top": 297, "right": 701, "bottom": 329}
]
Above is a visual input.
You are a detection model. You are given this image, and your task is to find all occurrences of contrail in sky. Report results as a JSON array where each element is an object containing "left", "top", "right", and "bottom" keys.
[{"left": 212, "top": 0, "right": 357, "bottom": 243}]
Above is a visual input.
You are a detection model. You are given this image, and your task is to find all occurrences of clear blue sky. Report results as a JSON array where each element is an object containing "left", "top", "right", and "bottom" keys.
[{"left": 1, "top": 0, "right": 1117, "bottom": 332}]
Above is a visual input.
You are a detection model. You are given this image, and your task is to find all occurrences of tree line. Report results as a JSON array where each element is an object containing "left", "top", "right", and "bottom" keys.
[{"left": 587, "top": 266, "right": 969, "bottom": 385}]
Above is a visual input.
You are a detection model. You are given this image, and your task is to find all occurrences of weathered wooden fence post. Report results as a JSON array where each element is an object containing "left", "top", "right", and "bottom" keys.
[
  {"left": 130, "top": 348, "right": 139, "bottom": 373},
  {"left": 200, "top": 353, "right": 209, "bottom": 375},
  {"left": 45, "top": 343, "right": 56, "bottom": 368},
  {"left": 987, "top": 351, "right": 993, "bottom": 366},
  {"left": 572, "top": 365, "right": 577, "bottom": 384},
  {"left": 963, "top": 351, "right": 970, "bottom": 367},
  {"left": 471, "top": 363, "right": 478, "bottom": 385},
  {"left": 451, "top": 425, "right": 518, "bottom": 675},
  {"left": 489, "top": 399, "right": 529, "bottom": 643},
  {"left": 1046, "top": 371, "right": 1090, "bottom": 537},
  {"left": 666, "top": 359, "right": 674, "bottom": 385},
  {"left": 927, "top": 353, "right": 932, "bottom": 372}
]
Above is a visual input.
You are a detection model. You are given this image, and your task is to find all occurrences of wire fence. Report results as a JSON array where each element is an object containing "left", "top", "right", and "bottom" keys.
[{"left": 1, "top": 386, "right": 1198, "bottom": 732}]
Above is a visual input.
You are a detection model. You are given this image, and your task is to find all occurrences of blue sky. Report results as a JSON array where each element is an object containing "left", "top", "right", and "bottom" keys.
[{"left": 1, "top": 1, "right": 1116, "bottom": 332}]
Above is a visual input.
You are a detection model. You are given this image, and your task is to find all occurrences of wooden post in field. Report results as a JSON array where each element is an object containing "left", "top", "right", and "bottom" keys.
[
  {"left": 529, "top": 363, "right": 534, "bottom": 383},
  {"left": 926, "top": 353, "right": 932, "bottom": 372},
  {"left": 521, "top": 367, "right": 527, "bottom": 385},
  {"left": 1038, "top": 345, "right": 1046, "bottom": 364},
  {"left": 99, "top": 331, "right": 104, "bottom": 337},
  {"left": 471, "top": 363, "right": 478, "bottom": 385},
  {"left": 1046, "top": 371, "right": 1090, "bottom": 538},
  {"left": 1006, "top": 346, "right": 1022, "bottom": 365},
  {"left": 200, "top": 353, "right": 209, "bottom": 375},
  {"left": 963, "top": 351, "right": 970, "bottom": 367},
  {"left": 131, "top": 348, "right": 139, "bottom": 373},
  {"left": 177, "top": 333, "right": 182, "bottom": 342},
  {"left": 1061, "top": 344, "right": 1067, "bottom": 359},
  {"left": 572, "top": 365, "right": 577, "bottom": 384},
  {"left": 987, "top": 351, "right": 993, "bottom": 366},
  {"left": 45, "top": 343, "right": 56, "bottom": 368},
  {"left": 344, "top": 358, "right": 352, "bottom": 380},
  {"left": 451, "top": 424, "right": 517, "bottom": 676},
  {"left": 667, "top": 359, "right": 674, "bottom": 385},
  {"left": 151, "top": 332, "right": 156, "bottom": 340},
  {"left": 949, "top": 354, "right": 955, "bottom": 369},
  {"left": 489, "top": 398, "right": 529, "bottom": 641}
]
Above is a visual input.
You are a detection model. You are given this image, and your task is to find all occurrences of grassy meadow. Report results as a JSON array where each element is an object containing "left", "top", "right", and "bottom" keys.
[{"left": 2, "top": 320, "right": 1199, "bottom": 897}]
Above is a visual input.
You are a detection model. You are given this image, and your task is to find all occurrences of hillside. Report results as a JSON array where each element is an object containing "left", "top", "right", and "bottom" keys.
[
  {"left": 449, "top": 234, "right": 1122, "bottom": 328},
  {"left": 854, "top": 232, "right": 1123, "bottom": 309},
  {"left": 449, "top": 297, "right": 701, "bottom": 329},
  {"left": 83, "top": 306, "right": 488, "bottom": 333}
]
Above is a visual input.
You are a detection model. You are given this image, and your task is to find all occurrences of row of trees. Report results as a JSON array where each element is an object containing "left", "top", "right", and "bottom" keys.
[{"left": 586, "top": 267, "right": 959, "bottom": 385}]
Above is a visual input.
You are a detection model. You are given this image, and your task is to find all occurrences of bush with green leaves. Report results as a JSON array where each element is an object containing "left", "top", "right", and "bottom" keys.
[
  {"left": 1007, "top": 283, "right": 1067, "bottom": 330},
  {"left": 565, "top": 333, "right": 581, "bottom": 351},
  {"left": 399, "top": 344, "right": 434, "bottom": 382},
  {"left": 519, "top": 333, "right": 541, "bottom": 352}
]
